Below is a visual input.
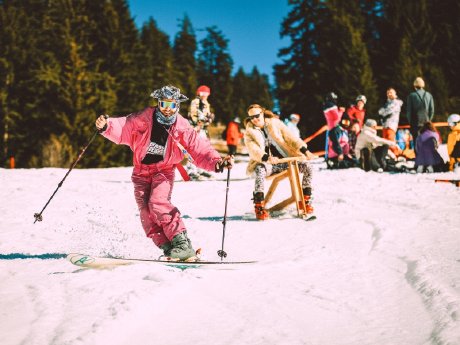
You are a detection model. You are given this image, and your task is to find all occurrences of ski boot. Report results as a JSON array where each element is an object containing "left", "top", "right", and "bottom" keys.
[
  {"left": 298, "top": 188, "right": 314, "bottom": 214},
  {"left": 253, "top": 192, "right": 269, "bottom": 220},
  {"left": 169, "top": 231, "right": 197, "bottom": 261},
  {"left": 160, "top": 242, "right": 172, "bottom": 257}
]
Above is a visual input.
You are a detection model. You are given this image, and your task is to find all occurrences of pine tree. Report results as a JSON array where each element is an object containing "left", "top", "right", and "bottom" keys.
[
  {"left": 197, "top": 26, "right": 233, "bottom": 124},
  {"left": 275, "top": 0, "right": 376, "bottom": 147},
  {"left": 173, "top": 15, "right": 197, "bottom": 99},
  {"left": 139, "top": 18, "right": 178, "bottom": 102},
  {"left": 230, "top": 67, "right": 273, "bottom": 120}
]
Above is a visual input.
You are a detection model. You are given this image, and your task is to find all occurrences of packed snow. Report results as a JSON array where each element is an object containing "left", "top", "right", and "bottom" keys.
[{"left": 1, "top": 156, "right": 459, "bottom": 345}]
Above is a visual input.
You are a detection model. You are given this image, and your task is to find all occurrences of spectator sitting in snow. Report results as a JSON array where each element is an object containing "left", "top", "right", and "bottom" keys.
[
  {"left": 355, "top": 119, "right": 399, "bottom": 172},
  {"left": 323, "top": 92, "right": 356, "bottom": 169},
  {"left": 95, "top": 85, "right": 233, "bottom": 261},
  {"left": 415, "top": 121, "right": 445, "bottom": 173},
  {"left": 244, "top": 104, "right": 316, "bottom": 220},
  {"left": 340, "top": 113, "right": 360, "bottom": 159}
]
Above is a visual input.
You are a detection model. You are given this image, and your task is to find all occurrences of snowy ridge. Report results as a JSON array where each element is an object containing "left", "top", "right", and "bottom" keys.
[{"left": 405, "top": 257, "right": 460, "bottom": 345}]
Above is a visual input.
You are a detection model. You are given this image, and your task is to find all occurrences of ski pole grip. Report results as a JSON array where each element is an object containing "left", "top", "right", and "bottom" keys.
[{"left": 98, "top": 114, "right": 109, "bottom": 133}]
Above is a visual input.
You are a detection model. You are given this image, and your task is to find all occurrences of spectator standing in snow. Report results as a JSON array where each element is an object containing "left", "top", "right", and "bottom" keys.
[
  {"left": 95, "top": 85, "right": 233, "bottom": 261},
  {"left": 286, "top": 113, "right": 301, "bottom": 138},
  {"left": 415, "top": 122, "right": 445, "bottom": 173},
  {"left": 355, "top": 119, "right": 399, "bottom": 172},
  {"left": 243, "top": 104, "right": 316, "bottom": 220},
  {"left": 186, "top": 85, "right": 215, "bottom": 180},
  {"left": 378, "top": 87, "right": 403, "bottom": 156},
  {"left": 188, "top": 85, "right": 215, "bottom": 138},
  {"left": 226, "top": 117, "right": 243, "bottom": 155},
  {"left": 447, "top": 114, "right": 460, "bottom": 171},
  {"left": 406, "top": 77, "right": 434, "bottom": 145},
  {"left": 346, "top": 95, "right": 367, "bottom": 129}
]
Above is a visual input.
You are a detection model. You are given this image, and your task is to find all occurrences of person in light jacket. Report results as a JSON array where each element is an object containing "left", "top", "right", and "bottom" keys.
[
  {"left": 244, "top": 104, "right": 316, "bottom": 220},
  {"left": 95, "top": 85, "right": 233, "bottom": 261},
  {"left": 378, "top": 87, "right": 403, "bottom": 156},
  {"left": 355, "top": 119, "right": 399, "bottom": 172}
]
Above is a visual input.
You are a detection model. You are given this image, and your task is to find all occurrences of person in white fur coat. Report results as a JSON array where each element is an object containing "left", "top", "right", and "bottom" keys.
[{"left": 243, "top": 104, "right": 315, "bottom": 220}]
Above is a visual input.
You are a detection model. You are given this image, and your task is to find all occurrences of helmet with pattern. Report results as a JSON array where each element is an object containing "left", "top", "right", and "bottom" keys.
[{"left": 150, "top": 85, "right": 188, "bottom": 102}]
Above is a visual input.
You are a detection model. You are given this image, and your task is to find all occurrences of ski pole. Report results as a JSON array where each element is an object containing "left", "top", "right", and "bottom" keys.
[
  {"left": 217, "top": 167, "right": 231, "bottom": 261},
  {"left": 33, "top": 115, "right": 107, "bottom": 223}
]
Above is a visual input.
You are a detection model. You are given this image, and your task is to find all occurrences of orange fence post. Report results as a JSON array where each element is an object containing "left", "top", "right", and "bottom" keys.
[{"left": 9, "top": 156, "right": 15, "bottom": 169}]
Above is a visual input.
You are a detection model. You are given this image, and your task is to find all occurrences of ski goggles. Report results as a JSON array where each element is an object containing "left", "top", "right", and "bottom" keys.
[
  {"left": 247, "top": 112, "right": 262, "bottom": 120},
  {"left": 159, "top": 100, "right": 178, "bottom": 109}
]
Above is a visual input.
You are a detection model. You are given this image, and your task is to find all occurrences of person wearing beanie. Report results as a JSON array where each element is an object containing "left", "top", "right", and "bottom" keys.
[
  {"left": 355, "top": 118, "right": 399, "bottom": 172},
  {"left": 95, "top": 85, "right": 233, "bottom": 261},
  {"left": 406, "top": 77, "right": 435, "bottom": 144},
  {"left": 188, "top": 85, "right": 215, "bottom": 138},
  {"left": 186, "top": 85, "right": 216, "bottom": 180}
]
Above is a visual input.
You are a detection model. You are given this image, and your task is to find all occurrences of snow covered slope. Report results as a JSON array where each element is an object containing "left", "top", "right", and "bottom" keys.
[{"left": 1, "top": 160, "right": 459, "bottom": 345}]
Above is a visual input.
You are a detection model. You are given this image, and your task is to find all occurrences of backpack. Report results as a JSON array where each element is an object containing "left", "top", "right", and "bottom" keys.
[{"left": 221, "top": 128, "right": 227, "bottom": 140}]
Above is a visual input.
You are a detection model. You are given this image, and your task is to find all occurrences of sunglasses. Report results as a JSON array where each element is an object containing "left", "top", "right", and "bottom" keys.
[
  {"left": 159, "top": 100, "right": 178, "bottom": 109},
  {"left": 247, "top": 112, "right": 262, "bottom": 120}
]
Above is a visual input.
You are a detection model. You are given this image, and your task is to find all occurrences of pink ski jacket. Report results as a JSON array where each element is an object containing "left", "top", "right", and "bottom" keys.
[{"left": 101, "top": 107, "right": 221, "bottom": 172}]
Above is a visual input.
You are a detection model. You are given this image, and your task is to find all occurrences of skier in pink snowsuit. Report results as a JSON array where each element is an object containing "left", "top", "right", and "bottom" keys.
[{"left": 95, "top": 85, "right": 233, "bottom": 260}]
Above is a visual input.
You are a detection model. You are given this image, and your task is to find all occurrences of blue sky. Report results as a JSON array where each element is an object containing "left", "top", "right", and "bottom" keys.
[{"left": 127, "top": 0, "right": 291, "bottom": 83}]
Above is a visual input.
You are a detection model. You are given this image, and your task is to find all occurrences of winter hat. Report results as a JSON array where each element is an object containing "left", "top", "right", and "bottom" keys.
[
  {"left": 290, "top": 113, "right": 300, "bottom": 121},
  {"left": 234, "top": 117, "right": 241, "bottom": 124},
  {"left": 325, "top": 92, "right": 338, "bottom": 103},
  {"left": 356, "top": 95, "right": 367, "bottom": 105},
  {"left": 150, "top": 85, "right": 188, "bottom": 102},
  {"left": 447, "top": 114, "right": 460, "bottom": 127},
  {"left": 413, "top": 77, "right": 425, "bottom": 89},
  {"left": 196, "top": 85, "right": 211, "bottom": 96},
  {"left": 365, "top": 119, "right": 377, "bottom": 128}
]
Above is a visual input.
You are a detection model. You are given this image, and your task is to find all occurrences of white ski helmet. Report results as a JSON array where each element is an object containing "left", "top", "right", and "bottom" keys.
[
  {"left": 447, "top": 113, "right": 460, "bottom": 127},
  {"left": 356, "top": 95, "right": 367, "bottom": 105}
]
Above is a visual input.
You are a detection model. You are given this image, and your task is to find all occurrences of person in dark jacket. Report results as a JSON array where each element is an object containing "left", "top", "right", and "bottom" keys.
[
  {"left": 406, "top": 77, "right": 434, "bottom": 144},
  {"left": 415, "top": 122, "right": 445, "bottom": 173}
]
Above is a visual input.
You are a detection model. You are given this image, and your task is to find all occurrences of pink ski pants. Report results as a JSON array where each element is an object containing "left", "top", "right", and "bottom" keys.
[{"left": 131, "top": 165, "right": 186, "bottom": 248}]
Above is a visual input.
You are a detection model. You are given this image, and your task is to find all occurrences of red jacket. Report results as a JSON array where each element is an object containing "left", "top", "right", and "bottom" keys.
[
  {"left": 226, "top": 121, "right": 243, "bottom": 145},
  {"left": 347, "top": 105, "right": 366, "bottom": 129}
]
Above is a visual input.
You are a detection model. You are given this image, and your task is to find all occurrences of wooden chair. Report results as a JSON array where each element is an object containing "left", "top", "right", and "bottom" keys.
[{"left": 264, "top": 157, "right": 308, "bottom": 217}]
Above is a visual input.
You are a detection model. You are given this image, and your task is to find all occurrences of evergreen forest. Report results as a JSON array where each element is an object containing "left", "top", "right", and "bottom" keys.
[{"left": 1, "top": 0, "right": 459, "bottom": 167}]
